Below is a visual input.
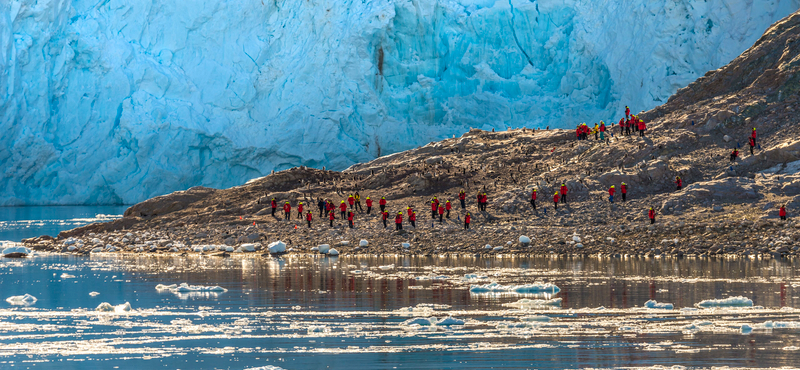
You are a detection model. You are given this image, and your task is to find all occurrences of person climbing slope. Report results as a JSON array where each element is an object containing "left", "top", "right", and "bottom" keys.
[
  {"left": 464, "top": 212, "right": 471, "bottom": 230},
  {"left": 381, "top": 211, "right": 389, "bottom": 228},
  {"left": 438, "top": 204, "right": 445, "bottom": 223},
  {"left": 730, "top": 148, "right": 739, "bottom": 163},
  {"left": 347, "top": 211, "right": 354, "bottom": 229},
  {"left": 459, "top": 190, "right": 466, "bottom": 209},
  {"left": 317, "top": 198, "right": 325, "bottom": 218},
  {"left": 675, "top": 176, "right": 682, "bottom": 191},
  {"left": 621, "top": 182, "right": 628, "bottom": 202},
  {"left": 445, "top": 200, "right": 452, "bottom": 218},
  {"left": 648, "top": 207, "right": 656, "bottom": 224},
  {"left": 560, "top": 183, "right": 568, "bottom": 204},
  {"left": 530, "top": 189, "right": 537, "bottom": 210},
  {"left": 780, "top": 205, "right": 787, "bottom": 221},
  {"left": 306, "top": 211, "right": 313, "bottom": 228},
  {"left": 297, "top": 202, "right": 304, "bottom": 219},
  {"left": 638, "top": 119, "right": 646, "bottom": 137},
  {"left": 751, "top": 128, "right": 757, "bottom": 147},
  {"left": 339, "top": 201, "right": 347, "bottom": 219},
  {"left": 329, "top": 210, "right": 335, "bottom": 227},
  {"left": 283, "top": 202, "right": 291, "bottom": 220},
  {"left": 271, "top": 198, "right": 277, "bottom": 216},
  {"left": 379, "top": 197, "right": 387, "bottom": 212},
  {"left": 355, "top": 192, "right": 363, "bottom": 212},
  {"left": 749, "top": 137, "right": 756, "bottom": 155},
  {"left": 348, "top": 194, "right": 355, "bottom": 210},
  {"left": 609, "top": 186, "right": 616, "bottom": 203},
  {"left": 431, "top": 200, "right": 438, "bottom": 219},
  {"left": 553, "top": 191, "right": 560, "bottom": 210},
  {"left": 395, "top": 212, "right": 403, "bottom": 231},
  {"left": 410, "top": 211, "right": 417, "bottom": 228},
  {"left": 366, "top": 197, "right": 373, "bottom": 214},
  {"left": 625, "top": 106, "right": 630, "bottom": 118}
]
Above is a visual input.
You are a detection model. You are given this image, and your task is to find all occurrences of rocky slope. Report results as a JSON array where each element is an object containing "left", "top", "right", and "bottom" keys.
[{"left": 21, "top": 11, "right": 800, "bottom": 259}]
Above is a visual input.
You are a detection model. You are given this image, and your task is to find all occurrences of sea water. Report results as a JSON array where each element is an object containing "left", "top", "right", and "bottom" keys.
[
  {"left": 0, "top": 206, "right": 128, "bottom": 241},
  {"left": 1, "top": 254, "right": 799, "bottom": 369}
]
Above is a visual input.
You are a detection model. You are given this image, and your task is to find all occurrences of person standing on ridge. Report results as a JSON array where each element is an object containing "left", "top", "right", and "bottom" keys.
[
  {"left": 438, "top": 204, "right": 445, "bottom": 223},
  {"left": 271, "top": 198, "right": 277, "bottom": 216},
  {"left": 445, "top": 200, "right": 452, "bottom": 218},
  {"left": 599, "top": 121, "right": 606, "bottom": 141},
  {"left": 329, "top": 210, "right": 335, "bottom": 227},
  {"left": 366, "top": 197, "right": 373, "bottom": 214},
  {"left": 560, "top": 183, "right": 568, "bottom": 204},
  {"left": 395, "top": 212, "right": 403, "bottom": 231},
  {"left": 355, "top": 192, "right": 363, "bottom": 212},
  {"left": 482, "top": 192, "right": 489, "bottom": 211},
  {"left": 751, "top": 128, "right": 757, "bottom": 147},
  {"left": 619, "top": 118, "right": 625, "bottom": 135},
  {"left": 381, "top": 210, "right": 389, "bottom": 228},
  {"left": 749, "top": 137, "right": 756, "bottom": 155},
  {"left": 326, "top": 200, "right": 334, "bottom": 217},
  {"left": 675, "top": 176, "right": 682, "bottom": 191},
  {"left": 531, "top": 189, "right": 537, "bottom": 210},
  {"left": 625, "top": 118, "right": 632, "bottom": 136},
  {"left": 348, "top": 194, "right": 355, "bottom": 210},
  {"left": 464, "top": 212, "right": 471, "bottom": 230},
  {"left": 780, "top": 205, "right": 787, "bottom": 221},
  {"left": 430, "top": 200, "right": 437, "bottom": 219},
  {"left": 306, "top": 211, "right": 313, "bottom": 228},
  {"left": 621, "top": 182, "right": 628, "bottom": 202},
  {"left": 594, "top": 123, "right": 599, "bottom": 140},
  {"left": 379, "top": 197, "right": 387, "bottom": 212},
  {"left": 459, "top": 190, "right": 466, "bottom": 209},
  {"left": 730, "top": 148, "right": 739, "bottom": 163},
  {"left": 638, "top": 119, "right": 646, "bottom": 137},
  {"left": 283, "top": 201, "right": 291, "bottom": 220},
  {"left": 339, "top": 200, "right": 347, "bottom": 219},
  {"left": 648, "top": 207, "right": 656, "bottom": 224},
  {"left": 625, "top": 105, "right": 630, "bottom": 118},
  {"left": 297, "top": 202, "right": 304, "bottom": 219},
  {"left": 609, "top": 185, "right": 616, "bottom": 203},
  {"left": 410, "top": 211, "right": 417, "bottom": 228},
  {"left": 347, "top": 211, "right": 354, "bottom": 229},
  {"left": 553, "top": 191, "right": 560, "bottom": 210},
  {"left": 317, "top": 198, "right": 325, "bottom": 218}
]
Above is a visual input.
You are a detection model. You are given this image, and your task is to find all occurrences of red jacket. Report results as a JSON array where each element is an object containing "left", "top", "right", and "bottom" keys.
[
  {"left": 560, "top": 185, "right": 567, "bottom": 195},
  {"left": 445, "top": 202, "right": 451, "bottom": 210},
  {"left": 306, "top": 213, "right": 313, "bottom": 221},
  {"left": 619, "top": 118, "right": 624, "bottom": 126},
  {"left": 395, "top": 214, "right": 402, "bottom": 224},
  {"left": 382, "top": 212, "right": 388, "bottom": 220},
  {"left": 379, "top": 198, "right": 387, "bottom": 206},
  {"left": 752, "top": 130, "right": 757, "bottom": 139},
  {"left": 465, "top": 214, "right": 471, "bottom": 224},
  {"left": 459, "top": 192, "right": 466, "bottom": 200},
  {"left": 339, "top": 203, "right": 347, "bottom": 212},
  {"left": 676, "top": 178, "right": 682, "bottom": 187},
  {"left": 749, "top": 138, "right": 755, "bottom": 147},
  {"left": 731, "top": 150, "right": 738, "bottom": 157},
  {"left": 329, "top": 212, "right": 335, "bottom": 220},
  {"left": 438, "top": 206, "right": 445, "bottom": 215},
  {"left": 410, "top": 213, "right": 416, "bottom": 221},
  {"left": 348, "top": 197, "right": 354, "bottom": 205},
  {"left": 780, "top": 207, "right": 786, "bottom": 217},
  {"left": 621, "top": 184, "right": 627, "bottom": 194},
  {"left": 609, "top": 187, "right": 615, "bottom": 196},
  {"left": 531, "top": 191, "right": 537, "bottom": 200},
  {"left": 648, "top": 209, "right": 655, "bottom": 219},
  {"left": 431, "top": 202, "right": 437, "bottom": 211},
  {"left": 366, "top": 199, "right": 373, "bottom": 207},
  {"left": 599, "top": 124, "right": 606, "bottom": 132},
  {"left": 326, "top": 202, "right": 333, "bottom": 211},
  {"left": 625, "top": 107, "right": 630, "bottom": 116},
  {"left": 298, "top": 204, "right": 303, "bottom": 213},
  {"left": 348, "top": 213, "right": 353, "bottom": 221},
  {"left": 638, "top": 121, "right": 646, "bottom": 130},
  {"left": 553, "top": 194, "right": 560, "bottom": 203},
  {"left": 283, "top": 204, "right": 291, "bottom": 212},
  {"left": 271, "top": 199, "right": 277, "bottom": 208}
]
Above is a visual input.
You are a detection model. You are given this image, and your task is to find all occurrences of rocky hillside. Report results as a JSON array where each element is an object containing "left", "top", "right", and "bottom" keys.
[{"left": 22, "top": 10, "right": 800, "bottom": 258}]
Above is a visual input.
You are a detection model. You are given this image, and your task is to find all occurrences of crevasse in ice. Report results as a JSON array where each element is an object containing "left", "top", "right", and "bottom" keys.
[{"left": 1, "top": 0, "right": 797, "bottom": 205}]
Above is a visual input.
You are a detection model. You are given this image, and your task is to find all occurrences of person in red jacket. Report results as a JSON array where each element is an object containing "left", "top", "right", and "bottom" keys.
[
  {"left": 464, "top": 212, "right": 471, "bottom": 230},
  {"left": 648, "top": 207, "right": 656, "bottom": 224},
  {"left": 780, "top": 205, "right": 787, "bottom": 221},
  {"left": 599, "top": 122, "right": 606, "bottom": 141},
  {"left": 366, "top": 197, "right": 373, "bottom": 214},
  {"left": 730, "top": 148, "right": 739, "bottom": 163},
  {"left": 395, "top": 212, "right": 403, "bottom": 230},
  {"left": 410, "top": 211, "right": 417, "bottom": 228},
  {"left": 379, "top": 197, "right": 387, "bottom": 212},
  {"left": 430, "top": 200, "right": 437, "bottom": 219},
  {"left": 339, "top": 201, "right": 347, "bottom": 219},
  {"left": 438, "top": 204, "right": 445, "bottom": 223},
  {"left": 638, "top": 119, "right": 646, "bottom": 137},
  {"left": 749, "top": 137, "right": 756, "bottom": 155},
  {"left": 482, "top": 192, "right": 489, "bottom": 211},
  {"left": 283, "top": 202, "right": 291, "bottom": 220},
  {"left": 329, "top": 211, "right": 335, "bottom": 227},
  {"left": 381, "top": 211, "right": 389, "bottom": 228},
  {"left": 459, "top": 190, "right": 466, "bottom": 209},
  {"left": 625, "top": 118, "right": 631, "bottom": 136},
  {"left": 621, "top": 182, "right": 628, "bottom": 202},
  {"left": 327, "top": 200, "right": 334, "bottom": 215},
  {"left": 675, "top": 176, "right": 682, "bottom": 191},
  {"left": 553, "top": 191, "right": 560, "bottom": 210},
  {"left": 476, "top": 192, "right": 482, "bottom": 211},
  {"left": 347, "top": 211, "right": 354, "bottom": 229},
  {"left": 618, "top": 118, "right": 625, "bottom": 135},
  {"left": 608, "top": 185, "right": 616, "bottom": 203},
  {"left": 625, "top": 105, "right": 630, "bottom": 118},
  {"left": 271, "top": 198, "right": 277, "bottom": 216},
  {"left": 560, "top": 183, "right": 568, "bottom": 204},
  {"left": 306, "top": 211, "right": 313, "bottom": 228},
  {"left": 348, "top": 194, "right": 355, "bottom": 210},
  {"left": 445, "top": 200, "right": 452, "bottom": 218},
  {"left": 751, "top": 128, "right": 757, "bottom": 147},
  {"left": 531, "top": 189, "right": 537, "bottom": 210},
  {"left": 297, "top": 202, "right": 304, "bottom": 219}
]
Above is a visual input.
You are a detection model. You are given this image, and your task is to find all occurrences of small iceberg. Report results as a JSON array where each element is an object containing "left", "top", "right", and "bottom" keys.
[
  {"left": 268, "top": 241, "right": 286, "bottom": 253},
  {"left": 327, "top": 248, "right": 340, "bottom": 256},
  {"left": 469, "top": 282, "right": 560, "bottom": 294},
  {"left": 96, "top": 302, "right": 132, "bottom": 313},
  {"left": 6, "top": 294, "right": 37, "bottom": 306},
  {"left": 156, "top": 283, "right": 228, "bottom": 295},
  {"left": 317, "top": 244, "right": 330, "bottom": 254},
  {"left": 378, "top": 264, "right": 395, "bottom": 271},
  {"left": 2, "top": 245, "right": 31, "bottom": 258},
  {"left": 402, "top": 316, "right": 465, "bottom": 326},
  {"left": 502, "top": 298, "right": 562, "bottom": 309},
  {"left": 644, "top": 300, "right": 674, "bottom": 309},
  {"left": 60, "top": 273, "right": 76, "bottom": 279},
  {"left": 696, "top": 296, "right": 753, "bottom": 308}
]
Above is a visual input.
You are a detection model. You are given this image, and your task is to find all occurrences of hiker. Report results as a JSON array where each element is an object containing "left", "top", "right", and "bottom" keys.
[
  {"left": 751, "top": 128, "right": 757, "bottom": 147},
  {"left": 675, "top": 176, "right": 682, "bottom": 191},
  {"left": 355, "top": 192, "right": 363, "bottom": 212},
  {"left": 730, "top": 148, "right": 739, "bottom": 163},
  {"left": 553, "top": 191, "right": 560, "bottom": 210},
  {"left": 329, "top": 211, "right": 335, "bottom": 227},
  {"left": 379, "top": 197, "right": 387, "bottom": 212},
  {"left": 464, "top": 212, "right": 471, "bottom": 230},
  {"left": 271, "top": 198, "right": 277, "bottom": 216},
  {"left": 648, "top": 207, "right": 656, "bottom": 224},
  {"left": 621, "top": 182, "right": 628, "bottom": 202},
  {"left": 560, "top": 183, "right": 568, "bottom": 204},
  {"left": 283, "top": 202, "right": 291, "bottom": 220},
  {"left": 749, "top": 137, "right": 756, "bottom": 155},
  {"left": 438, "top": 204, "right": 445, "bottom": 223},
  {"left": 395, "top": 212, "right": 403, "bottom": 230},
  {"left": 459, "top": 190, "right": 466, "bottom": 209},
  {"left": 326, "top": 200, "right": 334, "bottom": 217},
  {"left": 599, "top": 121, "right": 606, "bottom": 141},
  {"left": 609, "top": 185, "right": 616, "bottom": 203},
  {"left": 317, "top": 198, "right": 325, "bottom": 218},
  {"left": 594, "top": 123, "right": 599, "bottom": 140},
  {"left": 348, "top": 194, "right": 355, "bottom": 210},
  {"left": 347, "top": 211, "right": 354, "bottom": 229},
  {"left": 638, "top": 119, "right": 646, "bottom": 137},
  {"left": 625, "top": 105, "right": 630, "bottom": 118},
  {"left": 445, "top": 200, "right": 452, "bottom": 218},
  {"left": 430, "top": 200, "right": 438, "bottom": 219},
  {"left": 297, "top": 202, "right": 304, "bottom": 219},
  {"left": 780, "top": 205, "right": 787, "bottom": 221},
  {"left": 530, "top": 189, "right": 537, "bottom": 210},
  {"left": 381, "top": 211, "right": 389, "bottom": 228},
  {"left": 339, "top": 201, "right": 347, "bottom": 219},
  {"left": 625, "top": 118, "right": 632, "bottom": 136},
  {"left": 618, "top": 118, "right": 625, "bottom": 135},
  {"left": 306, "top": 211, "right": 313, "bottom": 228},
  {"left": 410, "top": 211, "right": 417, "bottom": 228},
  {"left": 482, "top": 192, "right": 489, "bottom": 211},
  {"left": 365, "top": 197, "right": 373, "bottom": 214}
]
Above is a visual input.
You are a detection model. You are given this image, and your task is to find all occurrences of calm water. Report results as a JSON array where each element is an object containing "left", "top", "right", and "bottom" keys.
[
  {"left": 1, "top": 254, "right": 799, "bottom": 369},
  {"left": 0, "top": 206, "right": 129, "bottom": 241}
]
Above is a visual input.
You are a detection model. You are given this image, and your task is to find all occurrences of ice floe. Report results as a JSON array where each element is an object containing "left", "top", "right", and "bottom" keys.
[
  {"left": 96, "top": 302, "right": 132, "bottom": 313},
  {"left": 327, "top": 248, "right": 340, "bottom": 256},
  {"left": 402, "top": 316, "right": 465, "bottom": 326},
  {"left": 696, "top": 296, "right": 753, "bottom": 308},
  {"left": 503, "top": 298, "right": 563, "bottom": 309},
  {"left": 5, "top": 294, "right": 37, "bottom": 306},
  {"left": 267, "top": 241, "right": 286, "bottom": 253},
  {"left": 2, "top": 245, "right": 31, "bottom": 257},
  {"left": 469, "top": 282, "right": 560, "bottom": 294},
  {"left": 644, "top": 300, "right": 674, "bottom": 309}
]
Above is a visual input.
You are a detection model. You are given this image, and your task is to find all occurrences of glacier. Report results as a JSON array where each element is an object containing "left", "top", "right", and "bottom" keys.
[{"left": 1, "top": 0, "right": 798, "bottom": 205}]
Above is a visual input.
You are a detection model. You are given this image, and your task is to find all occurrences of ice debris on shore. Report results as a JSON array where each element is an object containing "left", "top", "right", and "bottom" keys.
[
  {"left": 696, "top": 296, "right": 753, "bottom": 308},
  {"left": 156, "top": 283, "right": 228, "bottom": 293},
  {"left": 317, "top": 244, "right": 330, "bottom": 254},
  {"left": 96, "top": 302, "right": 132, "bottom": 313},
  {"left": 470, "top": 282, "right": 560, "bottom": 294},
  {"left": 2, "top": 245, "right": 31, "bottom": 257},
  {"left": 268, "top": 241, "right": 286, "bottom": 254},
  {"left": 6, "top": 294, "right": 37, "bottom": 306},
  {"left": 644, "top": 300, "right": 674, "bottom": 309},
  {"left": 328, "top": 248, "right": 340, "bottom": 256}
]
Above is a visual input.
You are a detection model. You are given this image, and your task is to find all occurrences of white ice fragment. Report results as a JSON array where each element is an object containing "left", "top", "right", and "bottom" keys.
[
  {"left": 519, "top": 235, "right": 531, "bottom": 244},
  {"left": 741, "top": 324, "right": 753, "bottom": 334},
  {"left": 401, "top": 243, "right": 411, "bottom": 249},
  {"left": 696, "top": 296, "right": 753, "bottom": 308},
  {"left": 378, "top": 264, "right": 395, "bottom": 270},
  {"left": 402, "top": 317, "right": 464, "bottom": 326},
  {"left": 268, "top": 241, "right": 286, "bottom": 253},
  {"left": 6, "top": 294, "right": 37, "bottom": 306},
  {"left": 91, "top": 247, "right": 103, "bottom": 253},
  {"left": 339, "top": 240, "right": 350, "bottom": 246},
  {"left": 470, "top": 282, "right": 560, "bottom": 294},
  {"left": 67, "top": 245, "right": 77, "bottom": 251},
  {"left": 484, "top": 244, "right": 492, "bottom": 249},
  {"left": 2, "top": 245, "right": 31, "bottom": 256},
  {"left": 644, "top": 300, "right": 674, "bottom": 309},
  {"left": 241, "top": 243, "right": 258, "bottom": 252},
  {"left": 307, "top": 325, "right": 330, "bottom": 333},
  {"left": 503, "top": 298, "right": 562, "bottom": 309},
  {"left": 156, "top": 283, "right": 227, "bottom": 294},
  {"left": 575, "top": 243, "right": 584, "bottom": 248},
  {"left": 96, "top": 302, "right": 132, "bottom": 313},
  {"left": 572, "top": 235, "right": 582, "bottom": 243},
  {"left": 60, "top": 273, "right": 76, "bottom": 279},
  {"left": 318, "top": 244, "right": 330, "bottom": 254},
  {"left": 521, "top": 315, "right": 551, "bottom": 322},
  {"left": 310, "top": 247, "right": 320, "bottom": 252},
  {"left": 463, "top": 274, "right": 488, "bottom": 280},
  {"left": 359, "top": 240, "right": 368, "bottom": 247},
  {"left": 328, "top": 248, "right": 340, "bottom": 256},
  {"left": 89, "top": 292, "right": 100, "bottom": 297},
  {"left": 493, "top": 246, "right": 504, "bottom": 252}
]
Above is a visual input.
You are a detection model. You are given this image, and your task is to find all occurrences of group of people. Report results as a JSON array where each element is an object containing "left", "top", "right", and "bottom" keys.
[{"left": 576, "top": 106, "right": 648, "bottom": 142}]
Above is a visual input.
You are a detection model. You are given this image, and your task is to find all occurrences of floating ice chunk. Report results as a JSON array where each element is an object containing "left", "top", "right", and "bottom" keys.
[
  {"left": 463, "top": 273, "right": 488, "bottom": 280},
  {"left": 435, "top": 317, "right": 465, "bottom": 326},
  {"left": 503, "top": 298, "right": 562, "bottom": 309},
  {"left": 484, "top": 244, "right": 492, "bottom": 249},
  {"left": 402, "top": 317, "right": 464, "bottom": 326},
  {"left": 519, "top": 235, "right": 531, "bottom": 244},
  {"left": 339, "top": 240, "right": 350, "bottom": 246},
  {"left": 696, "top": 296, "right": 753, "bottom": 308},
  {"left": 644, "top": 300, "right": 674, "bottom": 309},
  {"left": 378, "top": 264, "right": 394, "bottom": 271},
  {"left": 401, "top": 243, "right": 411, "bottom": 249},
  {"left": 89, "top": 292, "right": 100, "bottom": 297},
  {"left": 2, "top": 245, "right": 31, "bottom": 257},
  {"left": 96, "top": 302, "right": 132, "bottom": 313},
  {"left": 67, "top": 245, "right": 78, "bottom": 251},
  {"left": 268, "top": 241, "right": 286, "bottom": 253},
  {"left": 575, "top": 243, "right": 584, "bottom": 248},
  {"left": 359, "top": 240, "right": 368, "bottom": 247},
  {"left": 493, "top": 246, "right": 504, "bottom": 252},
  {"left": 318, "top": 244, "right": 330, "bottom": 254},
  {"left": 91, "top": 247, "right": 103, "bottom": 253},
  {"left": 241, "top": 243, "right": 258, "bottom": 252},
  {"left": 6, "top": 294, "right": 37, "bottom": 306},
  {"left": 307, "top": 325, "right": 329, "bottom": 333},
  {"left": 244, "top": 366, "right": 287, "bottom": 370},
  {"left": 225, "top": 246, "right": 235, "bottom": 252},
  {"left": 156, "top": 283, "right": 227, "bottom": 294},
  {"left": 311, "top": 247, "right": 320, "bottom": 252},
  {"left": 60, "top": 273, "right": 76, "bottom": 279},
  {"left": 741, "top": 324, "right": 753, "bottom": 334},
  {"left": 328, "top": 248, "right": 340, "bottom": 256},
  {"left": 521, "top": 315, "right": 551, "bottom": 322},
  {"left": 470, "top": 282, "right": 560, "bottom": 294}
]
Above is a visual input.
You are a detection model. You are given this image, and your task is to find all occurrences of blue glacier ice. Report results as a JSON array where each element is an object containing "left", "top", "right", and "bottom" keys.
[{"left": 1, "top": 0, "right": 798, "bottom": 205}]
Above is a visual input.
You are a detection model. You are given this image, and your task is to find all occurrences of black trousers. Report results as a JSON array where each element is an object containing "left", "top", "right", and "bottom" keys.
[
  {"left": 383, "top": 219, "right": 387, "bottom": 228},
  {"left": 380, "top": 205, "right": 385, "bottom": 212},
  {"left": 460, "top": 199, "right": 465, "bottom": 209},
  {"left": 307, "top": 220, "right": 311, "bottom": 227},
  {"left": 330, "top": 219, "right": 334, "bottom": 227},
  {"left": 561, "top": 194, "right": 566, "bottom": 203},
  {"left": 349, "top": 220, "right": 353, "bottom": 228},
  {"left": 284, "top": 212, "right": 290, "bottom": 220},
  {"left": 446, "top": 210, "right": 450, "bottom": 218},
  {"left": 367, "top": 206, "right": 371, "bottom": 214},
  {"left": 622, "top": 193, "right": 626, "bottom": 201},
  {"left": 439, "top": 214, "right": 443, "bottom": 222},
  {"left": 341, "top": 211, "right": 346, "bottom": 219},
  {"left": 531, "top": 199, "right": 536, "bottom": 209},
  {"left": 396, "top": 223, "right": 402, "bottom": 230},
  {"left": 272, "top": 208, "right": 276, "bottom": 216},
  {"left": 464, "top": 223, "right": 469, "bottom": 230},
  {"left": 411, "top": 220, "right": 416, "bottom": 228},
  {"left": 650, "top": 218, "right": 655, "bottom": 224}
]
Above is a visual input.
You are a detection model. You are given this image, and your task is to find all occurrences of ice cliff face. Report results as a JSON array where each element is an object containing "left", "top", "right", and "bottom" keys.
[{"left": 1, "top": 0, "right": 798, "bottom": 205}]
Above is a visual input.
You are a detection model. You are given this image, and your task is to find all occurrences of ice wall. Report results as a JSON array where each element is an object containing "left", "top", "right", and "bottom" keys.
[{"left": 1, "top": 0, "right": 798, "bottom": 205}]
